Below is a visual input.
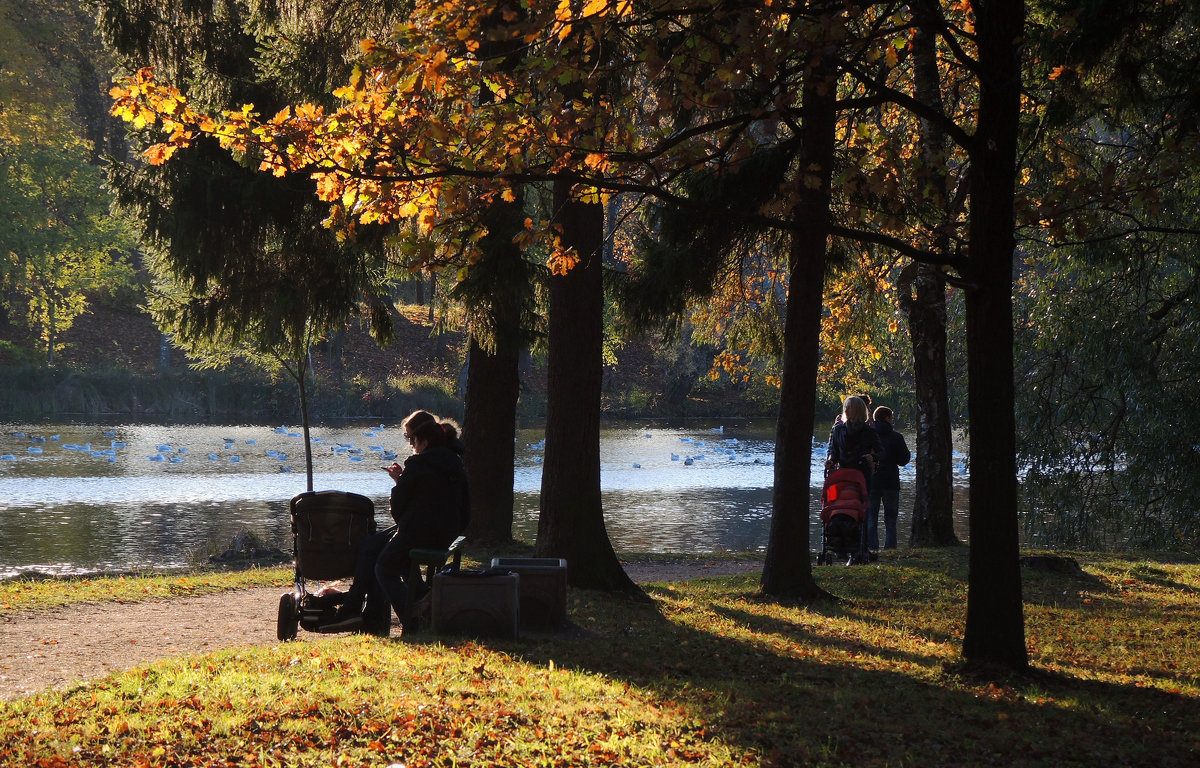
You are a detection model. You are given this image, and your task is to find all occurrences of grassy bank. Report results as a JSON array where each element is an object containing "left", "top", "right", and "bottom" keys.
[
  {"left": 1, "top": 549, "right": 1197, "bottom": 766},
  {"left": 0, "top": 567, "right": 293, "bottom": 615}
]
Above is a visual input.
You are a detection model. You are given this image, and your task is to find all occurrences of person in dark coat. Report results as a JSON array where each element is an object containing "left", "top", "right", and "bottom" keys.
[
  {"left": 326, "top": 413, "right": 469, "bottom": 634},
  {"left": 867, "top": 406, "right": 911, "bottom": 550},
  {"left": 825, "top": 395, "right": 884, "bottom": 488},
  {"left": 370, "top": 417, "right": 469, "bottom": 628}
]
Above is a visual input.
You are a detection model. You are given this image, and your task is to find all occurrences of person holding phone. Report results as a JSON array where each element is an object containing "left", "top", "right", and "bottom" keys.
[
  {"left": 325, "top": 410, "right": 462, "bottom": 633},
  {"left": 368, "top": 416, "right": 470, "bottom": 630}
]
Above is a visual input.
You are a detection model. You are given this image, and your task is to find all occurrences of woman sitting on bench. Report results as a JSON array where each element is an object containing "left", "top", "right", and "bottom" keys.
[{"left": 326, "top": 413, "right": 469, "bottom": 634}]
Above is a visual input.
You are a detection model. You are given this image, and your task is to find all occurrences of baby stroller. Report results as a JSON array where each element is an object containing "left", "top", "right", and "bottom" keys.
[
  {"left": 818, "top": 468, "right": 870, "bottom": 566},
  {"left": 276, "top": 490, "right": 376, "bottom": 641}
]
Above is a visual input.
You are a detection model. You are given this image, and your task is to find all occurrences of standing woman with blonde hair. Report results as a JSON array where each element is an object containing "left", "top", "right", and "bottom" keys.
[{"left": 825, "top": 395, "right": 883, "bottom": 486}]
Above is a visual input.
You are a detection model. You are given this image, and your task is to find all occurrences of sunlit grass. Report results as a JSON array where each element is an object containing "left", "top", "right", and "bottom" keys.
[
  {"left": 2, "top": 549, "right": 1198, "bottom": 766},
  {"left": 0, "top": 567, "right": 292, "bottom": 615}
]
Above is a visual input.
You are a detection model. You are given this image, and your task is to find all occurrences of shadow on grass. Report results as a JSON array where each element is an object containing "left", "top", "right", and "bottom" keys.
[{"left": 491, "top": 558, "right": 1200, "bottom": 767}]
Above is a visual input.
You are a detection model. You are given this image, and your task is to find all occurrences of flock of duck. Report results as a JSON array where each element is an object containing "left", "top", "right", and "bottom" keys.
[
  {"left": 2, "top": 424, "right": 400, "bottom": 472},
  {"left": 6, "top": 423, "right": 796, "bottom": 472},
  {"left": 526, "top": 425, "right": 775, "bottom": 468}
]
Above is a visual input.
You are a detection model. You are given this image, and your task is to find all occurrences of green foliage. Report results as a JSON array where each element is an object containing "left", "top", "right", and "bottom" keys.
[
  {"left": 1015, "top": 239, "right": 1200, "bottom": 553},
  {"left": 618, "top": 146, "right": 796, "bottom": 341},
  {"left": 0, "top": 106, "right": 138, "bottom": 363},
  {"left": 99, "top": 0, "right": 406, "bottom": 377},
  {"left": 0, "top": 340, "right": 36, "bottom": 365},
  {"left": 0, "top": 0, "right": 140, "bottom": 363}
]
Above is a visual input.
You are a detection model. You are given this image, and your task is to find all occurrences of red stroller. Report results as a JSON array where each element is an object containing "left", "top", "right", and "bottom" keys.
[{"left": 818, "top": 468, "right": 870, "bottom": 566}]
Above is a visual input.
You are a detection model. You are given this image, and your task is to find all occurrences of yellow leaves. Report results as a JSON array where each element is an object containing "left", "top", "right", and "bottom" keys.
[
  {"left": 314, "top": 174, "right": 343, "bottom": 202},
  {"left": 574, "top": 184, "right": 604, "bottom": 204},
  {"left": 260, "top": 159, "right": 288, "bottom": 178},
  {"left": 396, "top": 70, "right": 423, "bottom": 95},
  {"left": 415, "top": 201, "right": 439, "bottom": 234},
  {"left": 293, "top": 103, "right": 323, "bottom": 121},
  {"left": 547, "top": 248, "right": 580, "bottom": 276},
  {"left": 129, "top": 107, "right": 156, "bottom": 130},
  {"left": 142, "top": 143, "right": 178, "bottom": 166},
  {"left": 1048, "top": 65, "right": 1073, "bottom": 81}
]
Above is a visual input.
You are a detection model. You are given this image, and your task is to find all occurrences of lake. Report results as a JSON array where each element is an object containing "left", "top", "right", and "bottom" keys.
[{"left": 0, "top": 419, "right": 969, "bottom": 578}]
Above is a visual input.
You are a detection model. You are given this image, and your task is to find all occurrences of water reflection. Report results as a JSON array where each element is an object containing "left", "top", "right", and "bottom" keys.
[{"left": 1, "top": 419, "right": 969, "bottom": 577}]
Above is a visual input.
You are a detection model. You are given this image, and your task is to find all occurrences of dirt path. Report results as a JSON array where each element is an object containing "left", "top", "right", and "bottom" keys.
[{"left": 0, "top": 560, "right": 760, "bottom": 701}]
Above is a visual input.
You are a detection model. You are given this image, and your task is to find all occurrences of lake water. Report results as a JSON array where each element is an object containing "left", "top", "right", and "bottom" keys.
[{"left": 0, "top": 419, "right": 969, "bottom": 578}]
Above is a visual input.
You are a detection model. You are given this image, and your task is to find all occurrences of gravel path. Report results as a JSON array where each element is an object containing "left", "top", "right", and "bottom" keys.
[{"left": 0, "top": 560, "right": 760, "bottom": 701}]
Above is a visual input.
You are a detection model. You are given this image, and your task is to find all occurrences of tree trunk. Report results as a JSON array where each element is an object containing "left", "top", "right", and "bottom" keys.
[
  {"left": 762, "top": 238, "right": 829, "bottom": 599},
  {"left": 906, "top": 265, "right": 959, "bottom": 546},
  {"left": 427, "top": 275, "right": 437, "bottom": 325},
  {"left": 298, "top": 360, "right": 314, "bottom": 493},
  {"left": 961, "top": 0, "right": 1027, "bottom": 670},
  {"left": 536, "top": 182, "right": 640, "bottom": 595},
  {"left": 463, "top": 337, "right": 518, "bottom": 541},
  {"left": 907, "top": 0, "right": 960, "bottom": 548},
  {"left": 327, "top": 329, "right": 345, "bottom": 387},
  {"left": 461, "top": 13, "right": 529, "bottom": 545},
  {"left": 46, "top": 299, "right": 57, "bottom": 366},
  {"left": 463, "top": 331, "right": 520, "bottom": 543},
  {"left": 761, "top": 21, "right": 836, "bottom": 601}
]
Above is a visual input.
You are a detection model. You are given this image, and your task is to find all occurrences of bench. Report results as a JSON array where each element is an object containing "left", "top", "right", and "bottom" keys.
[{"left": 404, "top": 535, "right": 466, "bottom": 633}]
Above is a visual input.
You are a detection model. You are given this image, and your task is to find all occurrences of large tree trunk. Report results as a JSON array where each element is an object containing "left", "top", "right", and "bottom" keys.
[
  {"left": 463, "top": 317, "right": 520, "bottom": 542},
  {"left": 536, "top": 182, "right": 640, "bottom": 595},
  {"left": 762, "top": 239, "right": 829, "bottom": 599},
  {"left": 461, "top": 8, "right": 527, "bottom": 545},
  {"left": 761, "top": 23, "right": 836, "bottom": 600},
  {"left": 461, "top": 191, "right": 527, "bottom": 544},
  {"left": 961, "top": 0, "right": 1027, "bottom": 670},
  {"left": 906, "top": 0, "right": 960, "bottom": 548}
]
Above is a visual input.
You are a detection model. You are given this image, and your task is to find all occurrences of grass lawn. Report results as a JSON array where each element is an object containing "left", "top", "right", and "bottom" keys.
[{"left": 1, "top": 548, "right": 1197, "bottom": 766}]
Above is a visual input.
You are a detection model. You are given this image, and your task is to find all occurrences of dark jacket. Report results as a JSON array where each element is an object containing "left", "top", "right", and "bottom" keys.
[
  {"left": 827, "top": 420, "right": 884, "bottom": 483},
  {"left": 869, "top": 420, "right": 911, "bottom": 491},
  {"left": 389, "top": 444, "right": 470, "bottom": 551}
]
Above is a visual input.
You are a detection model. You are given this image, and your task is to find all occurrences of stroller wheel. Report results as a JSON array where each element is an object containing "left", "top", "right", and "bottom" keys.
[{"left": 277, "top": 593, "right": 300, "bottom": 641}]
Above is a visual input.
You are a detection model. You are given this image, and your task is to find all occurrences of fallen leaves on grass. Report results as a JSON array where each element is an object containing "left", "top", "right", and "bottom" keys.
[{"left": 2, "top": 550, "right": 1198, "bottom": 767}]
